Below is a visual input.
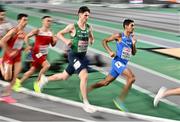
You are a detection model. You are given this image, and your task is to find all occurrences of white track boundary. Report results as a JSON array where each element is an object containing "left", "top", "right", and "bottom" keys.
[
  {"left": 3, "top": 7, "right": 179, "bottom": 122},
  {"left": 0, "top": 115, "right": 21, "bottom": 122},
  {"left": 7, "top": 6, "right": 180, "bottom": 45},
  {"left": 0, "top": 80, "right": 178, "bottom": 122}
]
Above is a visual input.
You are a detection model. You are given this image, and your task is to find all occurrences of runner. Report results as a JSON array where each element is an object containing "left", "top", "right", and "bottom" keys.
[
  {"left": 39, "top": 6, "right": 97, "bottom": 113},
  {"left": 13, "top": 16, "right": 57, "bottom": 93},
  {"left": 87, "top": 19, "right": 137, "bottom": 112},
  {"left": 0, "top": 8, "right": 12, "bottom": 78},
  {"left": 0, "top": 13, "right": 28, "bottom": 103},
  {"left": 0, "top": 8, "right": 12, "bottom": 41}
]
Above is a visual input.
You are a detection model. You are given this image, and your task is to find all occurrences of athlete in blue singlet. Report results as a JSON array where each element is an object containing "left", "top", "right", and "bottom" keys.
[{"left": 87, "top": 19, "right": 137, "bottom": 112}]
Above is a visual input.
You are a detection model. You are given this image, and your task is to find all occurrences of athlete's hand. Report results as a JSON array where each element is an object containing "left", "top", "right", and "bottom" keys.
[
  {"left": 109, "top": 51, "right": 116, "bottom": 58},
  {"left": 9, "top": 49, "right": 18, "bottom": 59},
  {"left": 66, "top": 40, "right": 72, "bottom": 47},
  {"left": 89, "top": 40, "right": 94, "bottom": 45},
  {"left": 24, "top": 45, "right": 32, "bottom": 53},
  {"left": 51, "top": 36, "right": 58, "bottom": 47},
  {"left": 132, "top": 34, "right": 137, "bottom": 45},
  {"left": 132, "top": 38, "right": 137, "bottom": 45}
]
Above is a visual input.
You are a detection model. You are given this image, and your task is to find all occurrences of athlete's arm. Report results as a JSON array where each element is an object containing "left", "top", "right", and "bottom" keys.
[
  {"left": 24, "top": 29, "right": 38, "bottom": 52},
  {"left": 51, "top": 35, "right": 58, "bottom": 47},
  {"left": 56, "top": 24, "right": 73, "bottom": 47},
  {"left": 132, "top": 34, "right": 137, "bottom": 55},
  {"left": 0, "top": 28, "right": 16, "bottom": 50},
  {"left": 6, "top": 22, "right": 13, "bottom": 31},
  {"left": 24, "top": 29, "right": 38, "bottom": 47},
  {"left": 102, "top": 33, "right": 121, "bottom": 58},
  {"left": 88, "top": 25, "right": 94, "bottom": 45}
]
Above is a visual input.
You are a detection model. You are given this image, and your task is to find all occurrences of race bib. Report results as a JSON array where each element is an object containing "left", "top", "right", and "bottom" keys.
[
  {"left": 73, "top": 59, "right": 81, "bottom": 70},
  {"left": 115, "top": 61, "right": 124, "bottom": 68},
  {"left": 121, "top": 47, "right": 132, "bottom": 60},
  {"left": 13, "top": 39, "right": 24, "bottom": 50},
  {"left": 35, "top": 53, "right": 43, "bottom": 58},
  {"left": 39, "top": 45, "right": 49, "bottom": 55},
  {"left": 78, "top": 40, "right": 88, "bottom": 52}
]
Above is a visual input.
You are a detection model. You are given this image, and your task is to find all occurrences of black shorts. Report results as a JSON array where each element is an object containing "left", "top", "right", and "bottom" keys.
[{"left": 65, "top": 52, "right": 89, "bottom": 75}]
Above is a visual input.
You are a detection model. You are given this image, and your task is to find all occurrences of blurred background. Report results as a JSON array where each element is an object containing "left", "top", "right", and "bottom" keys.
[{"left": 0, "top": 0, "right": 180, "bottom": 121}]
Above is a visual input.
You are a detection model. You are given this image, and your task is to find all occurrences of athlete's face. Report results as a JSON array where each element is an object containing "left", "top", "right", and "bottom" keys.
[
  {"left": 0, "top": 12, "right": 5, "bottom": 20},
  {"left": 126, "top": 22, "right": 135, "bottom": 33},
  {"left": 43, "top": 17, "right": 52, "bottom": 28},
  {"left": 79, "top": 11, "right": 90, "bottom": 23},
  {"left": 19, "top": 17, "right": 28, "bottom": 27}
]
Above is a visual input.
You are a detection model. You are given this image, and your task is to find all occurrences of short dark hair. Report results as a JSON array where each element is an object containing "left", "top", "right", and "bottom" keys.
[
  {"left": 42, "top": 16, "right": 51, "bottom": 19},
  {"left": 0, "top": 8, "right": 5, "bottom": 12},
  {"left": 17, "top": 13, "right": 28, "bottom": 20},
  {"left": 123, "top": 19, "right": 134, "bottom": 29},
  {"left": 78, "top": 6, "right": 90, "bottom": 14}
]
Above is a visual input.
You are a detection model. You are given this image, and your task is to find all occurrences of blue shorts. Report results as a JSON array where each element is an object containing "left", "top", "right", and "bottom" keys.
[
  {"left": 65, "top": 52, "right": 89, "bottom": 75},
  {"left": 109, "top": 59, "right": 127, "bottom": 78}
]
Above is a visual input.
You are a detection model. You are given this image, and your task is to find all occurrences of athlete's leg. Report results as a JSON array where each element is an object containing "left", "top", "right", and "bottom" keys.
[
  {"left": 119, "top": 67, "right": 135, "bottom": 101},
  {"left": 164, "top": 87, "right": 180, "bottom": 97},
  {"left": 48, "top": 70, "right": 70, "bottom": 81},
  {"left": 36, "top": 60, "right": 50, "bottom": 81},
  {"left": 154, "top": 87, "right": 180, "bottom": 107},
  {"left": 20, "top": 66, "right": 36, "bottom": 83},
  {"left": 79, "top": 68, "right": 97, "bottom": 113},
  {"left": 3, "top": 62, "right": 21, "bottom": 96},
  {"left": 0, "top": 58, "right": 5, "bottom": 77},
  {"left": 35, "top": 70, "right": 70, "bottom": 93},
  {"left": 3, "top": 62, "right": 13, "bottom": 81},
  {"left": 79, "top": 69, "right": 88, "bottom": 102},
  {"left": 87, "top": 74, "right": 115, "bottom": 93}
]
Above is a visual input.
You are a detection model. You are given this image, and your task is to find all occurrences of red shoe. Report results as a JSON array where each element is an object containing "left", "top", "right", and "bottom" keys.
[{"left": 0, "top": 96, "right": 17, "bottom": 104}]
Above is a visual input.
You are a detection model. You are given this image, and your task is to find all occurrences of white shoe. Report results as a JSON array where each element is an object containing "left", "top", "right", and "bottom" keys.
[
  {"left": 83, "top": 103, "right": 97, "bottom": 113},
  {"left": 154, "top": 87, "right": 167, "bottom": 107},
  {"left": 39, "top": 74, "right": 48, "bottom": 88}
]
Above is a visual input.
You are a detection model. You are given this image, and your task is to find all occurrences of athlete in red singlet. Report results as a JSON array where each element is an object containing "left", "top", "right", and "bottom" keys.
[
  {"left": 0, "top": 13, "right": 28, "bottom": 97},
  {"left": 0, "top": 8, "right": 12, "bottom": 78},
  {"left": 13, "top": 16, "right": 57, "bottom": 93}
]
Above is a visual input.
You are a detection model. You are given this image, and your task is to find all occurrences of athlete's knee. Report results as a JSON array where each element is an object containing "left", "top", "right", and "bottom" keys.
[
  {"left": 61, "top": 73, "right": 69, "bottom": 80},
  {"left": 79, "top": 71, "right": 88, "bottom": 82},
  {"left": 47, "top": 63, "right": 51, "bottom": 68},
  {"left": 62, "top": 75, "right": 68, "bottom": 80},
  {"left": 44, "top": 63, "right": 50, "bottom": 69},
  {"left": 100, "top": 79, "right": 111, "bottom": 86},
  {"left": 4, "top": 75, "right": 11, "bottom": 81},
  {"left": 24, "top": 69, "right": 34, "bottom": 76},
  {"left": 128, "top": 75, "right": 135, "bottom": 84}
]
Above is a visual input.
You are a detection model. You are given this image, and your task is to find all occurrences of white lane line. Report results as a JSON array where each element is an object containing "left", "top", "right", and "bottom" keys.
[
  {"left": 0, "top": 80, "right": 178, "bottom": 122},
  {"left": 0, "top": 115, "right": 21, "bottom": 122},
  {"left": 7, "top": 6, "right": 180, "bottom": 45},
  {"left": 13, "top": 103, "right": 95, "bottom": 122},
  {"left": 0, "top": 81, "right": 94, "bottom": 122}
]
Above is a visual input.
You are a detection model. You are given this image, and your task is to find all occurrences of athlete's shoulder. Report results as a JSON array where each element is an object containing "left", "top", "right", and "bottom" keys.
[
  {"left": 114, "top": 33, "right": 121, "bottom": 38},
  {"left": 66, "top": 23, "right": 75, "bottom": 30},
  {"left": 8, "top": 27, "right": 17, "bottom": 34}
]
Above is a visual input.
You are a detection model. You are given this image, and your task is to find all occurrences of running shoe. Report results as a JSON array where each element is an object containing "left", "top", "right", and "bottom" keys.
[
  {"left": 12, "top": 78, "right": 22, "bottom": 92},
  {"left": 113, "top": 97, "right": 128, "bottom": 112},
  {"left": 83, "top": 102, "right": 97, "bottom": 113},
  {"left": 154, "top": 87, "right": 167, "bottom": 107},
  {"left": 0, "top": 96, "right": 16, "bottom": 103},
  {"left": 33, "top": 81, "right": 41, "bottom": 93}
]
